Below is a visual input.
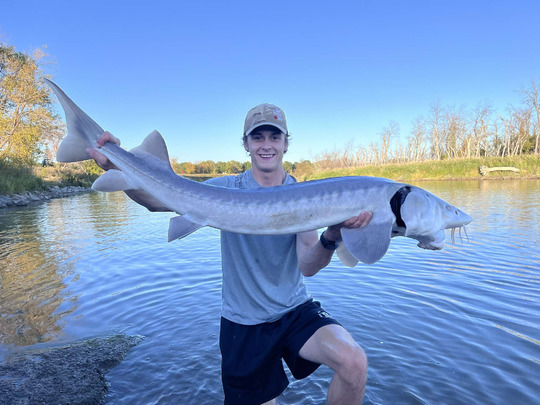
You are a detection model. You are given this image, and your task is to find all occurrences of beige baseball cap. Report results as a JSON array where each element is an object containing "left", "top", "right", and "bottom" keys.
[{"left": 243, "top": 103, "right": 288, "bottom": 136}]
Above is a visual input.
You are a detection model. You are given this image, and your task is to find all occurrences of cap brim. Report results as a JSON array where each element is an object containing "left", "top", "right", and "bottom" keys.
[{"left": 245, "top": 122, "right": 288, "bottom": 135}]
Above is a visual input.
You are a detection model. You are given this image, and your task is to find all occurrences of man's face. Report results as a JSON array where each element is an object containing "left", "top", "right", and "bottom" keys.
[{"left": 244, "top": 128, "right": 288, "bottom": 173}]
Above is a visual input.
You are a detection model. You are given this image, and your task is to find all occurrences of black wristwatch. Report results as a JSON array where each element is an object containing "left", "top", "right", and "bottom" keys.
[{"left": 320, "top": 232, "right": 338, "bottom": 250}]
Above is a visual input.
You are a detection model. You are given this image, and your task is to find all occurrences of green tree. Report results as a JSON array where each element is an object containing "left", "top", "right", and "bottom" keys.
[
  {"left": 0, "top": 43, "right": 63, "bottom": 163},
  {"left": 283, "top": 161, "right": 293, "bottom": 173},
  {"left": 216, "top": 161, "right": 228, "bottom": 174},
  {"left": 226, "top": 160, "right": 243, "bottom": 173}
]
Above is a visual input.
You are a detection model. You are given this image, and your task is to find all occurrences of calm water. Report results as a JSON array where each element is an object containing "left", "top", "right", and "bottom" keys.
[{"left": 0, "top": 180, "right": 539, "bottom": 404}]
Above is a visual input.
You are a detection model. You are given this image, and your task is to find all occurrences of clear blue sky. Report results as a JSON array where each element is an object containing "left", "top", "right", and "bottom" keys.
[{"left": 1, "top": 0, "right": 539, "bottom": 163}]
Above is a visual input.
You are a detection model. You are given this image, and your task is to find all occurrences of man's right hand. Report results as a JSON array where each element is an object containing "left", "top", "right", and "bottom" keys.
[{"left": 87, "top": 131, "right": 121, "bottom": 171}]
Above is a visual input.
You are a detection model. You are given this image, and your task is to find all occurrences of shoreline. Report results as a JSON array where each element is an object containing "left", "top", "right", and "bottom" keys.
[
  {"left": 0, "top": 186, "right": 91, "bottom": 209},
  {"left": 2, "top": 175, "right": 538, "bottom": 210}
]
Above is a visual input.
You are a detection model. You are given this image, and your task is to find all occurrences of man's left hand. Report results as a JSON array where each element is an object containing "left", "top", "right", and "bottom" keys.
[{"left": 324, "top": 211, "right": 373, "bottom": 241}]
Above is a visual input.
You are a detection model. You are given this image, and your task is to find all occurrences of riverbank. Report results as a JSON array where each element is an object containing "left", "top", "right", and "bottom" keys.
[
  {"left": 307, "top": 155, "right": 540, "bottom": 181},
  {"left": 0, "top": 185, "right": 90, "bottom": 209},
  {"left": 1, "top": 155, "right": 538, "bottom": 208}
]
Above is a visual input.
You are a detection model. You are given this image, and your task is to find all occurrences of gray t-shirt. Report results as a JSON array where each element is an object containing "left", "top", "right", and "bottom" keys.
[{"left": 205, "top": 170, "right": 311, "bottom": 325}]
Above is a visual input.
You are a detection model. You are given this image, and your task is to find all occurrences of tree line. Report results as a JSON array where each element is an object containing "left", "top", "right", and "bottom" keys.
[
  {"left": 315, "top": 83, "right": 539, "bottom": 171},
  {"left": 1, "top": 41, "right": 538, "bottom": 177}
]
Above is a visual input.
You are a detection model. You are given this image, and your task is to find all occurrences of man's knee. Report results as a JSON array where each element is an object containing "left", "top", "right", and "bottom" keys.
[{"left": 335, "top": 343, "right": 368, "bottom": 386}]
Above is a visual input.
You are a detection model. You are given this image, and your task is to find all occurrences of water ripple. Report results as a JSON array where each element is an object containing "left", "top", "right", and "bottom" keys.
[{"left": 1, "top": 181, "right": 539, "bottom": 404}]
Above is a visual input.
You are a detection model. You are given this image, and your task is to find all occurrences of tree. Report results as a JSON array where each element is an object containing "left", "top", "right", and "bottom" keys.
[
  {"left": 282, "top": 161, "right": 293, "bottom": 173},
  {"left": 428, "top": 101, "right": 444, "bottom": 160},
  {"left": 520, "top": 79, "right": 540, "bottom": 154},
  {"left": 226, "top": 160, "right": 243, "bottom": 173},
  {"left": 379, "top": 121, "right": 399, "bottom": 163},
  {"left": 0, "top": 43, "right": 63, "bottom": 163},
  {"left": 292, "top": 160, "right": 314, "bottom": 180},
  {"left": 408, "top": 116, "right": 428, "bottom": 162}
]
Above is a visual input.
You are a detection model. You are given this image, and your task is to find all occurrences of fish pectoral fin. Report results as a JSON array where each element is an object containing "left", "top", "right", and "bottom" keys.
[
  {"left": 92, "top": 169, "right": 134, "bottom": 192},
  {"left": 340, "top": 215, "right": 393, "bottom": 264},
  {"left": 130, "top": 130, "right": 170, "bottom": 164},
  {"left": 336, "top": 242, "right": 359, "bottom": 268},
  {"left": 168, "top": 215, "right": 204, "bottom": 242}
]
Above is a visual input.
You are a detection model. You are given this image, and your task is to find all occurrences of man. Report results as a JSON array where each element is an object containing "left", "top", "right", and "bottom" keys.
[{"left": 89, "top": 103, "right": 371, "bottom": 404}]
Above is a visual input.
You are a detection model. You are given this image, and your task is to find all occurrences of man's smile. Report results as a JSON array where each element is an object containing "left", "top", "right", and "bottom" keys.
[{"left": 259, "top": 153, "right": 275, "bottom": 159}]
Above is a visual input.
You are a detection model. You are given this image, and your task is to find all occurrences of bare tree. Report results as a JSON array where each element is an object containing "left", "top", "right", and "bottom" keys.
[
  {"left": 408, "top": 116, "right": 428, "bottom": 162},
  {"left": 520, "top": 79, "right": 540, "bottom": 154},
  {"left": 379, "top": 121, "right": 399, "bottom": 164},
  {"left": 428, "top": 101, "right": 444, "bottom": 160},
  {"left": 471, "top": 102, "right": 493, "bottom": 157}
]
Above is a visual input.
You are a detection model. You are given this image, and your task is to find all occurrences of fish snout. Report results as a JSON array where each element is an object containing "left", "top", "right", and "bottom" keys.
[{"left": 444, "top": 204, "right": 472, "bottom": 228}]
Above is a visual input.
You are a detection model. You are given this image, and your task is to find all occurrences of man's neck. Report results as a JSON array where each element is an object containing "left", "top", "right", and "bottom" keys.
[{"left": 251, "top": 167, "right": 287, "bottom": 187}]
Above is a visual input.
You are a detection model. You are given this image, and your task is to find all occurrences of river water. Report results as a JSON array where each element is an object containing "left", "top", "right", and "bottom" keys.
[{"left": 0, "top": 179, "right": 538, "bottom": 404}]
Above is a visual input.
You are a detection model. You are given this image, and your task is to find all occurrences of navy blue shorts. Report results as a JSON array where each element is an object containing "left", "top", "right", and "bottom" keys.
[{"left": 219, "top": 299, "right": 341, "bottom": 405}]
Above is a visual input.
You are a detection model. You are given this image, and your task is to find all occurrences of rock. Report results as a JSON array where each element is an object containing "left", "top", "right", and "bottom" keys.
[
  {"left": 0, "top": 334, "right": 144, "bottom": 405},
  {"left": 12, "top": 194, "right": 29, "bottom": 206},
  {"left": 0, "top": 196, "right": 12, "bottom": 208},
  {"left": 0, "top": 187, "right": 91, "bottom": 209},
  {"left": 27, "top": 192, "right": 41, "bottom": 202}
]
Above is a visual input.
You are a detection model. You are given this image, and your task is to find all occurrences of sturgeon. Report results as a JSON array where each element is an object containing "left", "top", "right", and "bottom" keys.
[{"left": 46, "top": 79, "right": 472, "bottom": 266}]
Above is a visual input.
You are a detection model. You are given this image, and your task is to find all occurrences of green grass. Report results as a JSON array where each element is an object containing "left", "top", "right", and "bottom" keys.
[
  {"left": 308, "top": 155, "right": 540, "bottom": 181},
  {"left": 0, "top": 160, "right": 101, "bottom": 195},
  {"left": 0, "top": 160, "right": 44, "bottom": 195}
]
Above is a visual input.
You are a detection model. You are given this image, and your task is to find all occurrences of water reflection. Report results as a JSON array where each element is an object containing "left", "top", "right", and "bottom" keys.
[
  {"left": 0, "top": 192, "right": 139, "bottom": 346},
  {"left": 0, "top": 207, "right": 74, "bottom": 345}
]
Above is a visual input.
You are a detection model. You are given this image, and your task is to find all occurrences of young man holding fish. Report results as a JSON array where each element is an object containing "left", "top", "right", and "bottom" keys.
[{"left": 90, "top": 104, "right": 372, "bottom": 405}]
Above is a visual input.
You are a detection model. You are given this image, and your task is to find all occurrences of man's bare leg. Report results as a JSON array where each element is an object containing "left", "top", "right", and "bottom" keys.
[{"left": 299, "top": 324, "right": 367, "bottom": 404}]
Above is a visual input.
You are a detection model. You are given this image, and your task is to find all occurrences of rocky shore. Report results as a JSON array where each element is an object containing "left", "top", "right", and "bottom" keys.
[
  {"left": 0, "top": 186, "right": 91, "bottom": 209},
  {"left": 0, "top": 334, "right": 143, "bottom": 404}
]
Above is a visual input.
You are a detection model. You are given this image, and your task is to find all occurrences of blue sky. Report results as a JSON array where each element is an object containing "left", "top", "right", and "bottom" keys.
[{"left": 1, "top": 0, "right": 539, "bottom": 163}]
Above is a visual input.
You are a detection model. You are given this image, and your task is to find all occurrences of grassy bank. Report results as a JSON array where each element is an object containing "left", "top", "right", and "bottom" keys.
[
  {"left": 0, "top": 161, "right": 101, "bottom": 195},
  {"left": 307, "top": 155, "right": 540, "bottom": 181}
]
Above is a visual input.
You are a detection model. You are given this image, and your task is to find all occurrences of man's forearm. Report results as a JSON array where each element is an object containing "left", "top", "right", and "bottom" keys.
[{"left": 298, "top": 230, "right": 338, "bottom": 277}]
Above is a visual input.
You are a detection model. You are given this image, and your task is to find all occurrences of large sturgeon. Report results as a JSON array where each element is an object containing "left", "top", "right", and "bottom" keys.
[{"left": 46, "top": 79, "right": 472, "bottom": 266}]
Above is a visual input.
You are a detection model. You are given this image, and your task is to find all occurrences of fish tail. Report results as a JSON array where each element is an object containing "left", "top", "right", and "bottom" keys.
[{"left": 45, "top": 79, "right": 104, "bottom": 162}]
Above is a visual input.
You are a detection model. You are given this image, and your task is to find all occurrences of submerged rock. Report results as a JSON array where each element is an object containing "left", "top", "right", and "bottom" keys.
[{"left": 0, "top": 334, "right": 144, "bottom": 404}]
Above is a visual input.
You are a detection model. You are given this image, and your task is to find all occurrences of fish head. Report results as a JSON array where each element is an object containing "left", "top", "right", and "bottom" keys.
[{"left": 400, "top": 187, "right": 472, "bottom": 250}]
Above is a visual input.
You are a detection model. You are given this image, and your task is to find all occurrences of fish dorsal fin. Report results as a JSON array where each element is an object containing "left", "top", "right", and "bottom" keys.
[
  {"left": 92, "top": 169, "right": 133, "bottom": 192},
  {"left": 168, "top": 215, "right": 204, "bottom": 242},
  {"left": 336, "top": 242, "right": 359, "bottom": 267},
  {"left": 130, "top": 130, "right": 170, "bottom": 163},
  {"left": 340, "top": 210, "right": 394, "bottom": 264}
]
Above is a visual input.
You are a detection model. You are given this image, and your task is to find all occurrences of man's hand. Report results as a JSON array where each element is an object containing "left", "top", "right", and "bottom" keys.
[
  {"left": 323, "top": 211, "right": 373, "bottom": 242},
  {"left": 86, "top": 131, "right": 121, "bottom": 171}
]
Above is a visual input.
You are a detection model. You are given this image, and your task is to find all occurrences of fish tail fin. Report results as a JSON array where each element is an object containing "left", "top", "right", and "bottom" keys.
[{"left": 45, "top": 79, "right": 104, "bottom": 162}]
